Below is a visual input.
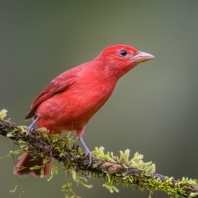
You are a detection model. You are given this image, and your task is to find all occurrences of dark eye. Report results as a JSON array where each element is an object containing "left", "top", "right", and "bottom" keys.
[{"left": 119, "top": 49, "right": 127, "bottom": 56}]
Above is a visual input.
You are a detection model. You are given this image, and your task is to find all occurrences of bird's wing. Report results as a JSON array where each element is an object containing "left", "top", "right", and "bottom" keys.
[{"left": 25, "top": 70, "right": 76, "bottom": 119}]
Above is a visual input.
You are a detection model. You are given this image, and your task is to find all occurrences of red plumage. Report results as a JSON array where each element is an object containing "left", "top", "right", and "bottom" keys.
[{"left": 14, "top": 44, "right": 154, "bottom": 177}]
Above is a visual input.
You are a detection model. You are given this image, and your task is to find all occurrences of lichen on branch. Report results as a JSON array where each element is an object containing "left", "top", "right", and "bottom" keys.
[{"left": 0, "top": 109, "right": 198, "bottom": 198}]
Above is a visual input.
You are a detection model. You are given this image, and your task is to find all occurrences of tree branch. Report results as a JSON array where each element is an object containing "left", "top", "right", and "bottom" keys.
[{"left": 0, "top": 116, "right": 198, "bottom": 197}]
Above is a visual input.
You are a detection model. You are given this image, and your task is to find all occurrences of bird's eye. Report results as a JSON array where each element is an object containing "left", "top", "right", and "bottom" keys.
[{"left": 119, "top": 49, "right": 128, "bottom": 56}]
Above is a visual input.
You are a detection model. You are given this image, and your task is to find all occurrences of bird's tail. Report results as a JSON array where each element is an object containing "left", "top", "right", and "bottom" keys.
[{"left": 13, "top": 152, "right": 51, "bottom": 178}]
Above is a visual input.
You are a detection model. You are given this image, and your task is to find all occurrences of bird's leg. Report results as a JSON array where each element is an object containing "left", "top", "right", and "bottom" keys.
[
  {"left": 79, "top": 137, "right": 93, "bottom": 166},
  {"left": 27, "top": 116, "right": 40, "bottom": 132},
  {"left": 76, "top": 127, "right": 93, "bottom": 166}
]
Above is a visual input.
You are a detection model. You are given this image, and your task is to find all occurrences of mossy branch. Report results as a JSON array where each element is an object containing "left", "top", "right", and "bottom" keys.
[{"left": 0, "top": 110, "right": 198, "bottom": 197}]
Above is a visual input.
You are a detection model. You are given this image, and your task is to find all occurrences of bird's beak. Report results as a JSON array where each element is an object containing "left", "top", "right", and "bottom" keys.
[{"left": 132, "top": 51, "right": 155, "bottom": 63}]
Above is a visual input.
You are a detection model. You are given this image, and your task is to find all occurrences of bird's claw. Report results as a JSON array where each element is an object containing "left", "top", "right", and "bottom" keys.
[
  {"left": 27, "top": 125, "right": 34, "bottom": 132},
  {"left": 85, "top": 151, "right": 93, "bottom": 167},
  {"left": 26, "top": 116, "right": 40, "bottom": 137},
  {"left": 26, "top": 125, "right": 33, "bottom": 137}
]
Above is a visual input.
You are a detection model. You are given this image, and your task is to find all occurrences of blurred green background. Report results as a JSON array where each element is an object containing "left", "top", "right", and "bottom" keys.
[{"left": 0, "top": 1, "right": 198, "bottom": 198}]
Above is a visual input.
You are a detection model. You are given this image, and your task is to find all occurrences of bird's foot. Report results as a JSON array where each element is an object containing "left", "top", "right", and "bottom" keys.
[
  {"left": 27, "top": 123, "right": 35, "bottom": 132},
  {"left": 85, "top": 148, "right": 93, "bottom": 167},
  {"left": 79, "top": 137, "right": 93, "bottom": 167},
  {"left": 26, "top": 116, "right": 40, "bottom": 136}
]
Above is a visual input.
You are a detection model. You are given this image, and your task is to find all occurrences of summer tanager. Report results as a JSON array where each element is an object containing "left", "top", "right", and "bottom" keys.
[{"left": 14, "top": 44, "right": 154, "bottom": 177}]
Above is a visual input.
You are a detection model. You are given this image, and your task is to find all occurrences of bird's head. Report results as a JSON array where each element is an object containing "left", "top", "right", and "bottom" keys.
[{"left": 96, "top": 44, "right": 155, "bottom": 79}]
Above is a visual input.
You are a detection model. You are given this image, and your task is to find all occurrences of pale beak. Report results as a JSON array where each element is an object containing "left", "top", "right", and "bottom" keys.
[{"left": 133, "top": 51, "right": 155, "bottom": 63}]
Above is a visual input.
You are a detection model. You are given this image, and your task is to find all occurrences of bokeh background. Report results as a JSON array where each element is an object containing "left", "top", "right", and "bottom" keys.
[{"left": 0, "top": 1, "right": 198, "bottom": 198}]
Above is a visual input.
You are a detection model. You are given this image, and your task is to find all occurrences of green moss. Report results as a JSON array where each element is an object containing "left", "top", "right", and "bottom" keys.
[{"left": 0, "top": 109, "right": 7, "bottom": 119}]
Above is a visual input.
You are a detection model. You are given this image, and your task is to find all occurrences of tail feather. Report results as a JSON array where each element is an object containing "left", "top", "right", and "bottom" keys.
[{"left": 14, "top": 152, "right": 51, "bottom": 178}]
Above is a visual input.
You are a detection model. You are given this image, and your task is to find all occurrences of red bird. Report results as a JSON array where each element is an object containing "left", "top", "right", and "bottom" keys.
[{"left": 14, "top": 44, "right": 154, "bottom": 177}]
